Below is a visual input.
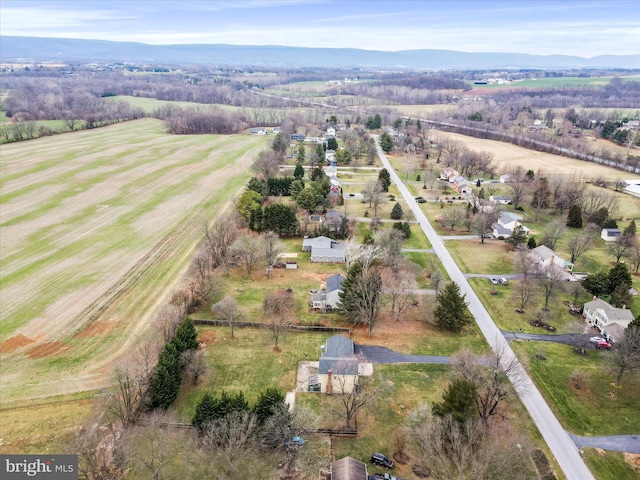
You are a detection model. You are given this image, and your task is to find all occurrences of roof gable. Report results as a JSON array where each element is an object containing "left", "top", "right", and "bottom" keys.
[{"left": 326, "top": 274, "right": 345, "bottom": 293}]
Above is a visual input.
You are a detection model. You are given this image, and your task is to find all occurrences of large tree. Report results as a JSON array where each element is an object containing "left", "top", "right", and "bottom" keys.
[
  {"left": 379, "top": 132, "right": 394, "bottom": 153},
  {"left": 472, "top": 211, "right": 499, "bottom": 244},
  {"left": 263, "top": 289, "right": 296, "bottom": 349},
  {"left": 433, "top": 282, "right": 472, "bottom": 332},
  {"left": 339, "top": 262, "right": 383, "bottom": 336},
  {"left": 609, "top": 326, "right": 640, "bottom": 387},
  {"left": 567, "top": 231, "right": 592, "bottom": 264}
]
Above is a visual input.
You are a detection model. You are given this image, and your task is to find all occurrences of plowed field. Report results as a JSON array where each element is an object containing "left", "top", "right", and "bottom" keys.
[{"left": 0, "top": 119, "right": 267, "bottom": 402}]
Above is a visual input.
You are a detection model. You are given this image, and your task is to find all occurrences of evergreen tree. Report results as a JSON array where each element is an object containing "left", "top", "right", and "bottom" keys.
[
  {"left": 608, "top": 262, "right": 632, "bottom": 294},
  {"left": 148, "top": 342, "right": 181, "bottom": 410},
  {"left": 527, "top": 236, "right": 537, "bottom": 249},
  {"left": 506, "top": 224, "right": 527, "bottom": 246},
  {"left": 293, "top": 163, "right": 305, "bottom": 180},
  {"left": 373, "top": 113, "right": 382, "bottom": 129},
  {"left": 379, "top": 132, "right": 394, "bottom": 153},
  {"left": 434, "top": 282, "right": 472, "bottom": 333},
  {"left": 624, "top": 219, "right": 637, "bottom": 237},
  {"left": 582, "top": 272, "right": 610, "bottom": 298},
  {"left": 296, "top": 145, "right": 306, "bottom": 164},
  {"left": 172, "top": 318, "right": 199, "bottom": 354},
  {"left": 262, "top": 204, "right": 299, "bottom": 236},
  {"left": 610, "top": 283, "right": 634, "bottom": 308},
  {"left": 378, "top": 168, "right": 392, "bottom": 192},
  {"left": 247, "top": 177, "right": 266, "bottom": 195},
  {"left": 327, "top": 137, "right": 338, "bottom": 151},
  {"left": 566, "top": 204, "right": 583, "bottom": 228},
  {"left": 390, "top": 202, "right": 403, "bottom": 220},
  {"left": 432, "top": 378, "right": 477, "bottom": 423},
  {"left": 253, "top": 387, "right": 286, "bottom": 424}
]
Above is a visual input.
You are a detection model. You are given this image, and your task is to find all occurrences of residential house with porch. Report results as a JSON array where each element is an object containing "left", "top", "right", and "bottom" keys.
[
  {"left": 583, "top": 297, "right": 634, "bottom": 342},
  {"left": 311, "top": 273, "right": 345, "bottom": 310},
  {"left": 491, "top": 211, "right": 528, "bottom": 239}
]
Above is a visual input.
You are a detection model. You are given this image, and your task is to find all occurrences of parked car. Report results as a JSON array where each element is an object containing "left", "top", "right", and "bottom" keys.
[
  {"left": 499, "top": 277, "right": 508, "bottom": 285},
  {"left": 596, "top": 341, "right": 612, "bottom": 349},
  {"left": 489, "top": 278, "right": 499, "bottom": 285},
  {"left": 285, "top": 436, "right": 305, "bottom": 446},
  {"left": 372, "top": 473, "right": 398, "bottom": 480},
  {"left": 371, "top": 453, "right": 393, "bottom": 468},
  {"left": 589, "top": 336, "right": 605, "bottom": 344}
]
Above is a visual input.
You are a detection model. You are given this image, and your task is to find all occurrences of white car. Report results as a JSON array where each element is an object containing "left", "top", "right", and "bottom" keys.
[
  {"left": 499, "top": 277, "right": 508, "bottom": 285},
  {"left": 589, "top": 336, "right": 605, "bottom": 344},
  {"left": 489, "top": 278, "right": 499, "bottom": 285}
]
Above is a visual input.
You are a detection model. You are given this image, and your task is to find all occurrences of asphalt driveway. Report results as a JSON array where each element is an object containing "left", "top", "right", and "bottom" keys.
[
  {"left": 501, "top": 330, "right": 595, "bottom": 347},
  {"left": 354, "top": 344, "right": 450, "bottom": 364}
]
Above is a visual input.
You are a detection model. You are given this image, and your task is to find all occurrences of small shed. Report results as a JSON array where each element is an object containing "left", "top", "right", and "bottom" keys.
[
  {"left": 331, "top": 456, "right": 367, "bottom": 480},
  {"left": 601, "top": 228, "right": 621, "bottom": 242}
]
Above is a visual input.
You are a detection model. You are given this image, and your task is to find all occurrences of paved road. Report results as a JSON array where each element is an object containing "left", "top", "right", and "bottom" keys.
[
  {"left": 374, "top": 138, "right": 595, "bottom": 480},
  {"left": 354, "top": 345, "right": 450, "bottom": 364},
  {"left": 569, "top": 433, "right": 640, "bottom": 454}
]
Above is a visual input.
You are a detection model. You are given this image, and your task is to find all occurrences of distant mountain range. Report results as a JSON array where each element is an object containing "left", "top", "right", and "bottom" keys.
[{"left": 2, "top": 36, "right": 639, "bottom": 70}]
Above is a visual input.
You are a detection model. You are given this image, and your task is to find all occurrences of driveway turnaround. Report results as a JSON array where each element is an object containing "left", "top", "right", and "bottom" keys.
[
  {"left": 569, "top": 433, "right": 640, "bottom": 454},
  {"left": 502, "top": 330, "right": 593, "bottom": 347},
  {"left": 354, "top": 344, "right": 450, "bottom": 364},
  {"left": 375, "top": 138, "right": 595, "bottom": 480}
]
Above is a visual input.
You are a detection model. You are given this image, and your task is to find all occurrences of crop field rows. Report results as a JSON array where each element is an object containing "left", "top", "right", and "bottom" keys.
[{"left": 0, "top": 119, "right": 268, "bottom": 402}]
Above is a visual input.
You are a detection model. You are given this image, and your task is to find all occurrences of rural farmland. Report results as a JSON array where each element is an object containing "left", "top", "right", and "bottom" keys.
[{"left": 0, "top": 118, "right": 268, "bottom": 402}]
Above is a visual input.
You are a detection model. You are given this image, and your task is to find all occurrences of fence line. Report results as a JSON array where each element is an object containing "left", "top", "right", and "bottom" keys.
[{"left": 192, "top": 319, "right": 351, "bottom": 334}]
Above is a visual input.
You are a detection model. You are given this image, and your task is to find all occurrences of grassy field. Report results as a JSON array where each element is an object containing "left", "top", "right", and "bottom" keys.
[
  {"left": 0, "top": 118, "right": 269, "bottom": 405},
  {"left": 468, "top": 76, "right": 640, "bottom": 89}
]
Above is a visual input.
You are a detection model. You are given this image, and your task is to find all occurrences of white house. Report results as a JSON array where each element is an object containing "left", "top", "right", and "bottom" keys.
[
  {"left": 491, "top": 211, "right": 528, "bottom": 239},
  {"left": 302, "top": 236, "right": 346, "bottom": 263},
  {"left": 601, "top": 228, "right": 622, "bottom": 242},
  {"left": 489, "top": 195, "right": 511, "bottom": 205},
  {"left": 452, "top": 176, "right": 474, "bottom": 195},
  {"left": 319, "top": 335, "right": 358, "bottom": 394},
  {"left": 531, "top": 245, "right": 574, "bottom": 275},
  {"left": 500, "top": 174, "right": 513, "bottom": 183},
  {"left": 326, "top": 127, "right": 336, "bottom": 137},
  {"left": 249, "top": 127, "right": 266, "bottom": 135},
  {"left": 311, "top": 273, "right": 345, "bottom": 310},
  {"left": 583, "top": 298, "right": 634, "bottom": 342},
  {"left": 624, "top": 179, "right": 640, "bottom": 199},
  {"left": 440, "top": 167, "right": 459, "bottom": 182}
]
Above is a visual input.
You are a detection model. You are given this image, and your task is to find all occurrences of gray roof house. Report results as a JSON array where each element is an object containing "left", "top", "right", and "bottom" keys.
[
  {"left": 319, "top": 334, "right": 358, "bottom": 394},
  {"left": 331, "top": 456, "right": 367, "bottom": 480},
  {"left": 492, "top": 211, "right": 527, "bottom": 239},
  {"left": 583, "top": 298, "right": 635, "bottom": 342},
  {"left": 302, "top": 236, "right": 345, "bottom": 263},
  {"left": 531, "top": 245, "right": 574, "bottom": 277},
  {"left": 312, "top": 273, "right": 345, "bottom": 310}
]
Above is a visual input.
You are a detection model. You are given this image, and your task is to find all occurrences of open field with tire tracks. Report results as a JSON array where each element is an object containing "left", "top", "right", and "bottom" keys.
[{"left": 0, "top": 118, "right": 268, "bottom": 403}]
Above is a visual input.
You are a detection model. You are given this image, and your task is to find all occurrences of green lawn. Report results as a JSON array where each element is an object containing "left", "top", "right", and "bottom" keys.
[
  {"left": 512, "top": 341, "right": 640, "bottom": 436},
  {"left": 582, "top": 448, "right": 640, "bottom": 480}
]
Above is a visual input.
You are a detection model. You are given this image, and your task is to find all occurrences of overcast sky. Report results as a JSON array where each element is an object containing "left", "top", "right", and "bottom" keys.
[{"left": 2, "top": 0, "right": 639, "bottom": 57}]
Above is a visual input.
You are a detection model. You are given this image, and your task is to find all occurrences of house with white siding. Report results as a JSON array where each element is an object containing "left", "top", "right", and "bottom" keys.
[{"left": 583, "top": 297, "right": 634, "bottom": 342}]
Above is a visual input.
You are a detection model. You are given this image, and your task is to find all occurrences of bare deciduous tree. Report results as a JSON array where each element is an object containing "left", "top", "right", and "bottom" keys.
[
  {"left": 260, "top": 231, "right": 283, "bottom": 278},
  {"left": 343, "top": 238, "right": 381, "bottom": 273},
  {"left": 231, "top": 235, "right": 263, "bottom": 277},
  {"left": 452, "top": 344, "right": 526, "bottom": 424},
  {"left": 212, "top": 296, "right": 240, "bottom": 339},
  {"left": 375, "top": 228, "right": 405, "bottom": 273},
  {"left": 567, "top": 231, "right": 592, "bottom": 264},
  {"left": 608, "top": 326, "right": 640, "bottom": 387},
  {"left": 383, "top": 268, "right": 418, "bottom": 321},
  {"left": 539, "top": 218, "right": 566, "bottom": 250},
  {"left": 263, "top": 289, "right": 296, "bottom": 350},
  {"left": 203, "top": 214, "right": 239, "bottom": 273},
  {"left": 251, "top": 150, "right": 280, "bottom": 179},
  {"left": 441, "top": 207, "right": 465, "bottom": 231},
  {"left": 180, "top": 349, "right": 207, "bottom": 386},
  {"left": 472, "top": 211, "right": 499, "bottom": 243}
]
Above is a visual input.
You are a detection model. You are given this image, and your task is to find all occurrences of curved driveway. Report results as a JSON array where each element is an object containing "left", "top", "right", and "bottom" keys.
[{"left": 374, "top": 138, "right": 594, "bottom": 480}]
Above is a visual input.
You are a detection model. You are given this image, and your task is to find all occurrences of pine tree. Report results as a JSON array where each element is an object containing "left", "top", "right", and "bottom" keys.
[
  {"left": 378, "top": 168, "right": 392, "bottom": 191},
  {"left": 293, "top": 163, "right": 305, "bottom": 180},
  {"left": 434, "top": 282, "right": 472, "bottom": 333},
  {"left": 624, "top": 219, "right": 637, "bottom": 236},
  {"left": 379, "top": 132, "right": 394, "bottom": 153},
  {"left": 253, "top": 387, "right": 286, "bottom": 424},
  {"left": 567, "top": 204, "right": 583, "bottom": 228},
  {"left": 432, "top": 378, "right": 477, "bottom": 423},
  {"left": 390, "top": 202, "right": 403, "bottom": 220}
]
